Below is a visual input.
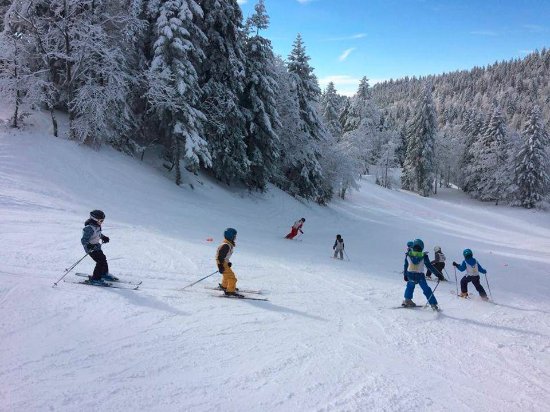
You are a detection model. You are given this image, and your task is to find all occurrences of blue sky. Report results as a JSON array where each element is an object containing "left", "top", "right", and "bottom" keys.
[{"left": 237, "top": 0, "right": 550, "bottom": 95}]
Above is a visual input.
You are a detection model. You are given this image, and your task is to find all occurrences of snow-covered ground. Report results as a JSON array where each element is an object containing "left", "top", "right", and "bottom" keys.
[{"left": 1, "top": 112, "right": 550, "bottom": 411}]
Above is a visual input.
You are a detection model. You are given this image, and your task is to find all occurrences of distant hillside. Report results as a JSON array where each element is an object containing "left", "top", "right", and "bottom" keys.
[{"left": 372, "top": 49, "right": 550, "bottom": 131}]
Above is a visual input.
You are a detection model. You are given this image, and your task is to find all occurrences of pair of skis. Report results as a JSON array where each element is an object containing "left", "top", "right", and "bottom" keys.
[
  {"left": 204, "top": 286, "right": 268, "bottom": 301},
  {"left": 64, "top": 273, "right": 142, "bottom": 290},
  {"left": 392, "top": 304, "right": 441, "bottom": 312},
  {"left": 65, "top": 273, "right": 269, "bottom": 301}
]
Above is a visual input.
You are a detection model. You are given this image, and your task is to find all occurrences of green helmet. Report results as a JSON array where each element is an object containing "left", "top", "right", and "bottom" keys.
[{"left": 463, "top": 249, "right": 473, "bottom": 258}]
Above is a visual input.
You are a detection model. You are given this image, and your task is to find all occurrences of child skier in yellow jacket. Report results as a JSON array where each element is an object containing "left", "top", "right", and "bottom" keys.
[{"left": 216, "top": 228, "right": 241, "bottom": 297}]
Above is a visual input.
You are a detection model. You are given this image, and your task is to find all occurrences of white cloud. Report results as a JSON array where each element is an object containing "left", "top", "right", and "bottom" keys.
[
  {"left": 297, "top": 0, "right": 316, "bottom": 4},
  {"left": 470, "top": 30, "right": 498, "bottom": 36},
  {"left": 523, "top": 24, "right": 547, "bottom": 33},
  {"left": 327, "top": 33, "right": 367, "bottom": 41},
  {"left": 339, "top": 48, "right": 356, "bottom": 62},
  {"left": 519, "top": 49, "right": 533, "bottom": 55},
  {"left": 237, "top": 0, "right": 248, "bottom": 4}
]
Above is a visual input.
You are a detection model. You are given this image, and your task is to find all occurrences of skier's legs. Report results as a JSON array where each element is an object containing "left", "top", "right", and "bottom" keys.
[
  {"left": 404, "top": 273, "right": 417, "bottom": 299},
  {"left": 434, "top": 262, "right": 445, "bottom": 280},
  {"left": 285, "top": 228, "right": 298, "bottom": 239},
  {"left": 333, "top": 250, "right": 338, "bottom": 258},
  {"left": 338, "top": 250, "right": 343, "bottom": 259},
  {"left": 418, "top": 276, "right": 438, "bottom": 304},
  {"left": 460, "top": 276, "right": 470, "bottom": 294},
  {"left": 89, "top": 250, "right": 108, "bottom": 280},
  {"left": 224, "top": 267, "right": 238, "bottom": 293},
  {"left": 471, "top": 276, "right": 487, "bottom": 297}
]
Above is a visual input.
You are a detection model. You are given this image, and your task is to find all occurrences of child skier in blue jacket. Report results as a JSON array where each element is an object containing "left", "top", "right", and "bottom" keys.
[
  {"left": 403, "top": 238, "right": 442, "bottom": 310},
  {"left": 453, "top": 249, "right": 488, "bottom": 300}
]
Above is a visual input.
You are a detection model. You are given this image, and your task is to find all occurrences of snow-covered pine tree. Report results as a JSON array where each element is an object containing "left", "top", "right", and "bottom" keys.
[
  {"left": 69, "top": 1, "right": 140, "bottom": 146},
  {"left": 375, "top": 134, "right": 399, "bottom": 189},
  {"left": 401, "top": 83, "right": 437, "bottom": 196},
  {"left": 471, "top": 107, "right": 509, "bottom": 204},
  {"left": 515, "top": 105, "right": 550, "bottom": 208},
  {"left": 146, "top": 0, "right": 211, "bottom": 184},
  {"left": 241, "top": 0, "right": 281, "bottom": 190},
  {"left": 199, "top": 0, "right": 249, "bottom": 184},
  {"left": 461, "top": 110, "right": 486, "bottom": 193},
  {"left": 321, "top": 82, "right": 343, "bottom": 139},
  {"left": 0, "top": 0, "right": 11, "bottom": 31},
  {"left": 283, "top": 33, "right": 326, "bottom": 200},
  {"left": 341, "top": 76, "right": 379, "bottom": 135},
  {"left": 0, "top": 29, "right": 34, "bottom": 128},
  {"left": 339, "top": 76, "right": 382, "bottom": 174},
  {"left": 272, "top": 55, "right": 306, "bottom": 194}
]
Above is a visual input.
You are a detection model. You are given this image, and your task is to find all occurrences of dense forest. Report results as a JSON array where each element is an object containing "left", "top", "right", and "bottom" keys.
[{"left": 1, "top": 0, "right": 548, "bottom": 207}]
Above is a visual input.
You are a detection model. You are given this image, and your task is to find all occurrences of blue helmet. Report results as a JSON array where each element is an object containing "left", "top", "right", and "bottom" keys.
[
  {"left": 407, "top": 241, "right": 414, "bottom": 248},
  {"left": 412, "top": 238, "right": 424, "bottom": 251},
  {"left": 463, "top": 248, "right": 473, "bottom": 258},
  {"left": 224, "top": 228, "right": 237, "bottom": 241}
]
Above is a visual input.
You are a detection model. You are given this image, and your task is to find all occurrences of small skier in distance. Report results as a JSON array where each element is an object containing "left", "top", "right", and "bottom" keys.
[
  {"left": 426, "top": 245, "right": 447, "bottom": 281},
  {"left": 453, "top": 249, "right": 489, "bottom": 300},
  {"left": 285, "top": 218, "right": 305, "bottom": 240},
  {"left": 333, "top": 234, "right": 345, "bottom": 259},
  {"left": 81, "top": 210, "right": 116, "bottom": 284}
]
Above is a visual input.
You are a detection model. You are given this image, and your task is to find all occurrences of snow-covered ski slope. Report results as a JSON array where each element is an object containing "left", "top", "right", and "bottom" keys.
[{"left": 1, "top": 116, "right": 550, "bottom": 411}]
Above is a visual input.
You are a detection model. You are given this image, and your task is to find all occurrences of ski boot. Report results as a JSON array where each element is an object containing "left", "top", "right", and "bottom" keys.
[
  {"left": 480, "top": 295, "right": 489, "bottom": 301},
  {"left": 402, "top": 299, "right": 417, "bottom": 307},
  {"left": 224, "top": 291, "right": 244, "bottom": 298},
  {"left": 459, "top": 292, "right": 469, "bottom": 298},
  {"left": 87, "top": 276, "right": 107, "bottom": 286},
  {"left": 218, "top": 283, "right": 239, "bottom": 292},
  {"left": 102, "top": 273, "right": 119, "bottom": 282},
  {"left": 431, "top": 304, "right": 440, "bottom": 311}
]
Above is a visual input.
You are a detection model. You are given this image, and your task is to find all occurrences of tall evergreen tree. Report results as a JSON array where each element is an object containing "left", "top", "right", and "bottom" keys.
[
  {"left": 199, "top": 0, "right": 248, "bottom": 184},
  {"left": 241, "top": 0, "right": 280, "bottom": 190},
  {"left": 471, "top": 107, "right": 509, "bottom": 204},
  {"left": 146, "top": 0, "right": 210, "bottom": 184},
  {"left": 341, "top": 76, "right": 378, "bottom": 134},
  {"left": 515, "top": 106, "right": 549, "bottom": 208},
  {"left": 461, "top": 109, "right": 485, "bottom": 192},
  {"left": 321, "top": 82, "right": 342, "bottom": 139},
  {"left": 401, "top": 83, "right": 437, "bottom": 196},
  {"left": 283, "top": 33, "right": 325, "bottom": 200}
]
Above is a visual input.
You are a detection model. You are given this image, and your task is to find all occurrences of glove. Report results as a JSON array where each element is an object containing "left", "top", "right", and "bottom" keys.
[
  {"left": 404, "top": 275, "right": 408, "bottom": 282},
  {"left": 228, "top": 262, "right": 232, "bottom": 268},
  {"left": 87, "top": 244, "right": 97, "bottom": 253},
  {"left": 101, "top": 235, "right": 110, "bottom": 243},
  {"left": 300, "top": 230, "right": 304, "bottom": 234},
  {"left": 452, "top": 261, "right": 458, "bottom": 267},
  {"left": 218, "top": 265, "right": 224, "bottom": 274}
]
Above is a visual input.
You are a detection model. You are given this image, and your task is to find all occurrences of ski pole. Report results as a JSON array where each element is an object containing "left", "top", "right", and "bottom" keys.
[
  {"left": 424, "top": 278, "right": 440, "bottom": 308},
  {"left": 484, "top": 272, "right": 493, "bottom": 301},
  {"left": 52, "top": 252, "right": 90, "bottom": 287},
  {"left": 181, "top": 270, "right": 219, "bottom": 290},
  {"left": 344, "top": 250, "right": 350, "bottom": 261},
  {"left": 453, "top": 267, "right": 459, "bottom": 296}
]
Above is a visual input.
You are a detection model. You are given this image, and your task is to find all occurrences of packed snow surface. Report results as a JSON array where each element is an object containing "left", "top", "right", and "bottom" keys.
[{"left": 1, "top": 116, "right": 550, "bottom": 411}]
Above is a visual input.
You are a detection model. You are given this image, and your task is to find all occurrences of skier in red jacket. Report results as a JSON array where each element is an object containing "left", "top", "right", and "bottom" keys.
[{"left": 285, "top": 218, "right": 305, "bottom": 239}]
